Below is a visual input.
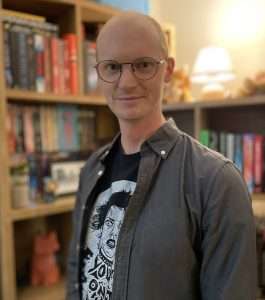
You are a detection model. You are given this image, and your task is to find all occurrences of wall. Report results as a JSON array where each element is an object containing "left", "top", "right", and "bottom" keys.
[{"left": 150, "top": 0, "right": 265, "bottom": 97}]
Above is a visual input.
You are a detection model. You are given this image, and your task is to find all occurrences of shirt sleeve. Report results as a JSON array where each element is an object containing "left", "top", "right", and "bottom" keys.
[{"left": 200, "top": 162, "right": 257, "bottom": 300}]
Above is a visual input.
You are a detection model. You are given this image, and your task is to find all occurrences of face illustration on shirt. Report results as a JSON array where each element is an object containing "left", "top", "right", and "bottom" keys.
[{"left": 98, "top": 205, "right": 124, "bottom": 260}]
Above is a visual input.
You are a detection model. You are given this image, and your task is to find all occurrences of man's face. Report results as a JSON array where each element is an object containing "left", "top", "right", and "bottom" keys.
[
  {"left": 99, "top": 206, "right": 123, "bottom": 260},
  {"left": 96, "top": 22, "right": 174, "bottom": 125}
]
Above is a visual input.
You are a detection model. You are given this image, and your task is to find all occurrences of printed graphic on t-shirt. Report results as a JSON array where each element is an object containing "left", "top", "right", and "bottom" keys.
[{"left": 81, "top": 180, "right": 136, "bottom": 300}]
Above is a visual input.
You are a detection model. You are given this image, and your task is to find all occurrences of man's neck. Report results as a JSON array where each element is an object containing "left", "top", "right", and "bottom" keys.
[{"left": 119, "top": 115, "right": 166, "bottom": 154}]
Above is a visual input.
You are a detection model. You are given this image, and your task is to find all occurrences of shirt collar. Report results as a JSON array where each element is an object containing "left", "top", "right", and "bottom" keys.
[{"left": 98, "top": 118, "right": 183, "bottom": 162}]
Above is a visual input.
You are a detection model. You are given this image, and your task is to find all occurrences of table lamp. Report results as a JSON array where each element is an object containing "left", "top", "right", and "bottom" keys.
[{"left": 191, "top": 46, "right": 235, "bottom": 100}]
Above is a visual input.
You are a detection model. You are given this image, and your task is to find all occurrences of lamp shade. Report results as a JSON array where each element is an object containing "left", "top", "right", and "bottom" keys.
[{"left": 191, "top": 46, "right": 235, "bottom": 83}]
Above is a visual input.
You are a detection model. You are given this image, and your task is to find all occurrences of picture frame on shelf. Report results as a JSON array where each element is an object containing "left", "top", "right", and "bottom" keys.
[{"left": 50, "top": 160, "right": 86, "bottom": 196}]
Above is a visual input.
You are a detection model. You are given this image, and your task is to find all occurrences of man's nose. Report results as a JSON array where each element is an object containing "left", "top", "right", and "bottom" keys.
[{"left": 118, "top": 64, "right": 138, "bottom": 87}]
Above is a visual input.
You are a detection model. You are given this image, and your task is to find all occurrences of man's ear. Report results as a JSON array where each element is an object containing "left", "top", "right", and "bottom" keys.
[{"left": 164, "top": 57, "right": 175, "bottom": 83}]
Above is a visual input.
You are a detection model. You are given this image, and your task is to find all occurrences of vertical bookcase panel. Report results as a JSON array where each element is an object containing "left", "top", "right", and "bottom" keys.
[{"left": 0, "top": 13, "right": 17, "bottom": 300}]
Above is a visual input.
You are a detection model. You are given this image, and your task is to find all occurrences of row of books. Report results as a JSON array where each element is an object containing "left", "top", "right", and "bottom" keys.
[
  {"left": 7, "top": 103, "right": 97, "bottom": 155},
  {"left": 199, "top": 129, "right": 265, "bottom": 194},
  {"left": 3, "top": 13, "right": 78, "bottom": 94}
]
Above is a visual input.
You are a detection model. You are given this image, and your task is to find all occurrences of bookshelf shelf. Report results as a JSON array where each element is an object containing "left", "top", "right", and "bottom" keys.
[
  {"left": 11, "top": 196, "right": 75, "bottom": 221},
  {"left": 6, "top": 89, "right": 107, "bottom": 105},
  {"left": 198, "top": 94, "right": 265, "bottom": 109},
  {"left": 80, "top": 0, "right": 120, "bottom": 22},
  {"left": 18, "top": 278, "right": 65, "bottom": 300},
  {"left": 163, "top": 94, "right": 265, "bottom": 112}
]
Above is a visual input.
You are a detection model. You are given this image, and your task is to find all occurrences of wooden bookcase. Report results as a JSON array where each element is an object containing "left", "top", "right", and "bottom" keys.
[
  {"left": 0, "top": 1, "right": 120, "bottom": 300},
  {"left": 0, "top": 1, "right": 264, "bottom": 300}
]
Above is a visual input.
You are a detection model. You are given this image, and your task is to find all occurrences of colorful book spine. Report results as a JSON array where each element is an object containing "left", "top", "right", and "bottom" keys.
[
  {"left": 234, "top": 134, "right": 243, "bottom": 173},
  {"left": 243, "top": 134, "right": 254, "bottom": 194},
  {"left": 50, "top": 36, "right": 60, "bottom": 94},
  {"left": 63, "top": 34, "right": 78, "bottom": 94},
  {"left": 254, "top": 135, "right": 264, "bottom": 193},
  {"left": 34, "top": 32, "right": 45, "bottom": 92},
  {"left": 199, "top": 129, "right": 209, "bottom": 147}
]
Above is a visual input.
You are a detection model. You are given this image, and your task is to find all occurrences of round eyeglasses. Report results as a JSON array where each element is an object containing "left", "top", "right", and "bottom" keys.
[{"left": 94, "top": 57, "right": 166, "bottom": 83}]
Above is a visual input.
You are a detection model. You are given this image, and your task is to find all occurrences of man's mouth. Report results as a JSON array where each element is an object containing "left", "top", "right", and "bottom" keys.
[
  {"left": 107, "top": 239, "right": 115, "bottom": 249},
  {"left": 116, "top": 96, "right": 144, "bottom": 101}
]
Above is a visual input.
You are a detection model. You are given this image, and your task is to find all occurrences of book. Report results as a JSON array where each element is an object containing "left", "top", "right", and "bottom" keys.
[
  {"left": 234, "top": 134, "right": 243, "bottom": 173},
  {"left": 83, "top": 40, "right": 98, "bottom": 93},
  {"left": 63, "top": 34, "right": 78, "bottom": 94},
  {"left": 199, "top": 129, "right": 209, "bottom": 147},
  {"left": 226, "top": 133, "right": 234, "bottom": 162},
  {"left": 254, "top": 135, "right": 264, "bottom": 193},
  {"left": 243, "top": 134, "right": 254, "bottom": 193},
  {"left": 57, "top": 105, "right": 80, "bottom": 151}
]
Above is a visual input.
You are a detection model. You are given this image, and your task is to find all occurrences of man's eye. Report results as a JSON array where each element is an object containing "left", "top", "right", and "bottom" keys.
[
  {"left": 134, "top": 61, "right": 154, "bottom": 70},
  {"left": 105, "top": 63, "right": 120, "bottom": 71}
]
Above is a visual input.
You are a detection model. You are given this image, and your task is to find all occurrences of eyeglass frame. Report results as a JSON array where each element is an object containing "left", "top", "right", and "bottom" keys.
[{"left": 94, "top": 57, "right": 167, "bottom": 83}]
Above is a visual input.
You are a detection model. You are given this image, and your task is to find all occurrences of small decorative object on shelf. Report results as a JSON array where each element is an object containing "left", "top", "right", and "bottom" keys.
[
  {"left": 237, "top": 70, "right": 265, "bottom": 97},
  {"left": 31, "top": 231, "right": 61, "bottom": 286},
  {"left": 10, "top": 158, "right": 31, "bottom": 208}
]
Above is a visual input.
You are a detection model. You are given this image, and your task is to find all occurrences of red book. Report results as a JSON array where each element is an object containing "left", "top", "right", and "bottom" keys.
[
  {"left": 63, "top": 33, "right": 78, "bottom": 94},
  {"left": 50, "top": 36, "right": 60, "bottom": 94},
  {"left": 254, "top": 134, "right": 264, "bottom": 193}
]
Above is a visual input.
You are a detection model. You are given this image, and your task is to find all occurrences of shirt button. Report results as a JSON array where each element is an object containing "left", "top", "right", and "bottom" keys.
[
  {"left": 76, "top": 244, "right": 80, "bottom": 252},
  {"left": 74, "top": 283, "right": 79, "bottom": 290},
  {"left": 98, "top": 170, "right": 103, "bottom": 176},
  {"left": 160, "top": 150, "right": 166, "bottom": 156},
  {"left": 82, "top": 204, "right": 86, "bottom": 211}
]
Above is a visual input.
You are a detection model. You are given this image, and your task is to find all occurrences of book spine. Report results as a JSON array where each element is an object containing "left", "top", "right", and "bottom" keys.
[
  {"left": 234, "top": 134, "right": 243, "bottom": 173},
  {"left": 254, "top": 135, "right": 264, "bottom": 193},
  {"left": 32, "top": 106, "right": 42, "bottom": 152},
  {"left": 63, "top": 34, "right": 78, "bottom": 94},
  {"left": 199, "top": 129, "right": 209, "bottom": 147},
  {"left": 58, "top": 39, "right": 65, "bottom": 94},
  {"left": 14, "top": 105, "right": 25, "bottom": 153},
  {"left": 44, "top": 34, "right": 52, "bottom": 92},
  {"left": 34, "top": 32, "right": 45, "bottom": 92},
  {"left": 27, "top": 30, "right": 37, "bottom": 91},
  {"left": 3, "top": 21, "right": 13, "bottom": 88},
  {"left": 50, "top": 36, "right": 60, "bottom": 94},
  {"left": 6, "top": 104, "right": 16, "bottom": 155},
  {"left": 23, "top": 106, "right": 35, "bottom": 153},
  {"left": 226, "top": 133, "right": 234, "bottom": 162},
  {"left": 243, "top": 134, "right": 254, "bottom": 194},
  {"left": 84, "top": 41, "right": 98, "bottom": 92}
]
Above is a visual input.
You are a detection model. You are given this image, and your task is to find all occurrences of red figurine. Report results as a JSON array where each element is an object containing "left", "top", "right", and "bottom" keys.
[{"left": 31, "top": 231, "right": 61, "bottom": 286}]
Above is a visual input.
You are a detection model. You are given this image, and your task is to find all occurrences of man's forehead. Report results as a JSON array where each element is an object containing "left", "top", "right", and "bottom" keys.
[{"left": 97, "top": 13, "right": 161, "bottom": 47}]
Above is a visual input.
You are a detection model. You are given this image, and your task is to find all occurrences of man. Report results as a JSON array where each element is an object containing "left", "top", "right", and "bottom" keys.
[{"left": 67, "top": 11, "right": 257, "bottom": 300}]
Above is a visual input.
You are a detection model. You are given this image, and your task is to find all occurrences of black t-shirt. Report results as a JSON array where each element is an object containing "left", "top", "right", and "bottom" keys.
[{"left": 80, "top": 140, "right": 140, "bottom": 300}]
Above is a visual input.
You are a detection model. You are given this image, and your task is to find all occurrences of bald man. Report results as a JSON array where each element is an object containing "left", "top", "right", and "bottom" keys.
[{"left": 67, "top": 12, "right": 256, "bottom": 300}]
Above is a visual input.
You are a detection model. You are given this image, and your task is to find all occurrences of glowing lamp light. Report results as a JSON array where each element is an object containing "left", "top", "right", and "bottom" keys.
[{"left": 191, "top": 46, "right": 235, "bottom": 100}]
